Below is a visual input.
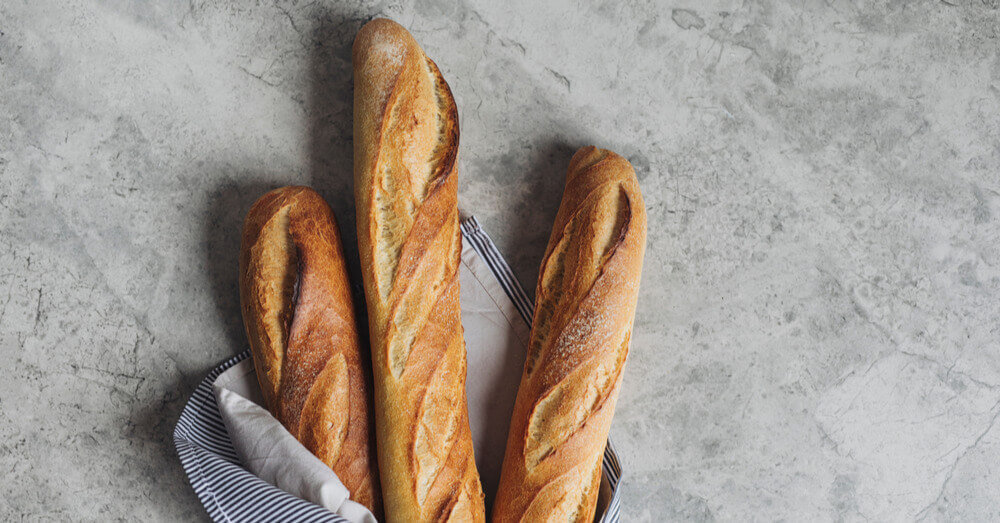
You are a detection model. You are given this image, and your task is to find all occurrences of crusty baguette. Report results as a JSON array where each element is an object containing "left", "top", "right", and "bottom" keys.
[
  {"left": 493, "top": 147, "right": 647, "bottom": 522},
  {"left": 238, "top": 186, "right": 381, "bottom": 516},
  {"left": 352, "top": 18, "right": 485, "bottom": 523}
]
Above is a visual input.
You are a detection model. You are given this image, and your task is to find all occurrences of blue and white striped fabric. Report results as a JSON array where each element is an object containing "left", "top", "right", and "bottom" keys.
[{"left": 174, "top": 216, "right": 623, "bottom": 522}]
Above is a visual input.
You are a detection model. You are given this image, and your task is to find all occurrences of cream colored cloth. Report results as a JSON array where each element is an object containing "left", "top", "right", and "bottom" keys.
[
  {"left": 211, "top": 237, "right": 531, "bottom": 519},
  {"left": 212, "top": 368, "right": 377, "bottom": 523}
]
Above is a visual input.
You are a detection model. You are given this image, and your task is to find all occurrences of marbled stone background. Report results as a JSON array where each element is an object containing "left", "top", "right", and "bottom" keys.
[{"left": 3, "top": 0, "right": 1000, "bottom": 520}]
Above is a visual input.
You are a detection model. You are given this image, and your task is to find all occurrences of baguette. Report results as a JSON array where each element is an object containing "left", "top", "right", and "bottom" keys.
[
  {"left": 352, "top": 19, "right": 485, "bottom": 522},
  {"left": 493, "top": 147, "right": 647, "bottom": 522},
  {"left": 238, "top": 186, "right": 381, "bottom": 516}
]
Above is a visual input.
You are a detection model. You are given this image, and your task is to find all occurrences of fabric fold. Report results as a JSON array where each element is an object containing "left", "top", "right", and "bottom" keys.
[{"left": 212, "top": 362, "right": 377, "bottom": 523}]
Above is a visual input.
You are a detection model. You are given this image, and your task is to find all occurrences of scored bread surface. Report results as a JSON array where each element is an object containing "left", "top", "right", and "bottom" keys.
[
  {"left": 239, "top": 186, "right": 382, "bottom": 517},
  {"left": 493, "top": 147, "right": 647, "bottom": 522},
  {"left": 353, "top": 18, "right": 485, "bottom": 523}
]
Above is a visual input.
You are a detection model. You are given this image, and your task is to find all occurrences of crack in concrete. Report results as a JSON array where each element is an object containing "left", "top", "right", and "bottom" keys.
[
  {"left": 915, "top": 398, "right": 1000, "bottom": 520},
  {"left": 237, "top": 65, "right": 280, "bottom": 88},
  {"left": 271, "top": 0, "right": 302, "bottom": 36}
]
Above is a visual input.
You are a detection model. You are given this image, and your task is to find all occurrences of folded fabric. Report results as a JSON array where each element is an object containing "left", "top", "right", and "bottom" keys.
[
  {"left": 212, "top": 362, "right": 377, "bottom": 523},
  {"left": 174, "top": 216, "right": 623, "bottom": 522}
]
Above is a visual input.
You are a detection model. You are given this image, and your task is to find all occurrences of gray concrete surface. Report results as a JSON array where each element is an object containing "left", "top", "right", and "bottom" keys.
[{"left": 3, "top": 0, "right": 1000, "bottom": 520}]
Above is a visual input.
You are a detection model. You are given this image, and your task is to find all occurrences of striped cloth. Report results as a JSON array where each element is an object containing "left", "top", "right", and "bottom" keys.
[{"left": 174, "top": 216, "right": 623, "bottom": 522}]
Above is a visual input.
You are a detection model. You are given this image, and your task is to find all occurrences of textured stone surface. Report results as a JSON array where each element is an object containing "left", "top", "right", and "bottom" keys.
[{"left": 3, "top": 0, "right": 1000, "bottom": 520}]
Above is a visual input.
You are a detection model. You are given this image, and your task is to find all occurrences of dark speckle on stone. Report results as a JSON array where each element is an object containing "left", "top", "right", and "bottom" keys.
[
  {"left": 972, "top": 185, "right": 991, "bottom": 224},
  {"left": 958, "top": 261, "right": 981, "bottom": 287},
  {"left": 672, "top": 9, "right": 706, "bottom": 30},
  {"left": 628, "top": 150, "right": 651, "bottom": 181},
  {"left": 829, "top": 474, "right": 859, "bottom": 519}
]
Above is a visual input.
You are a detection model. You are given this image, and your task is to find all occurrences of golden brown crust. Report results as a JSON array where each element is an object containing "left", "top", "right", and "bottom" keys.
[
  {"left": 239, "top": 186, "right": 382, "bottom": 517},
  {"left": 493, "top": 147, "right": 647, "bottom": 522},
  {"left": 353, "top": 18, "right": 485, "bottom": 523}
]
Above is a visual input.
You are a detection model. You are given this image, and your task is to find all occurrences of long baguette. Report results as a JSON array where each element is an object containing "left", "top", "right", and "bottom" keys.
[
  {"left": 493, "top": 146, "right": 647, "bottom": 522},
  {"left": 238, "top": 186, "right": 381, "bottom": 516},
  {"left": 352, "top": 18, "right": 485, "bottom": 522}
]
